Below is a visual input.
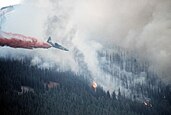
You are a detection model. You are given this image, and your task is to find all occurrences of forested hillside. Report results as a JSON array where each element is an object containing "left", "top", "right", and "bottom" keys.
[{"left": 0, "top": 58, "right": 171, "bottom": 115}]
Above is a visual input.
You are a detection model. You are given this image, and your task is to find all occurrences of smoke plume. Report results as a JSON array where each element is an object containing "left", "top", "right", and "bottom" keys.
[{"left": 1, "top": 0, "right": 171, "bottom": 93}]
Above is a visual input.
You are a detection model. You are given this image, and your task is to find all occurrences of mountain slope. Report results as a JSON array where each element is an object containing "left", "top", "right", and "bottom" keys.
[{"left": 0, "top": 58, "right": 171, "bottom": 115}]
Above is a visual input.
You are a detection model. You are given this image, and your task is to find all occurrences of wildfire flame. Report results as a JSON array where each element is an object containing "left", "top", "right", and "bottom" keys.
[{"left": 91, "top": 81, "right": 97, "bottom": 91}]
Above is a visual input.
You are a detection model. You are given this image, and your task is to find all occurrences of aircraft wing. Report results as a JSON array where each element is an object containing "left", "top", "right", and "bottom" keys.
[
  {"left": 0, "top": 5, "right": 15, "bottom": 16},
  {"left": 54, "top": 44, "right": 69, "bottom": 51}
]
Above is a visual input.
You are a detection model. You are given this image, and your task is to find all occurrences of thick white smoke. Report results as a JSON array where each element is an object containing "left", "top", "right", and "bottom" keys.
[{"left": 1, "top": 0, "right": 171, "bottom": 93}]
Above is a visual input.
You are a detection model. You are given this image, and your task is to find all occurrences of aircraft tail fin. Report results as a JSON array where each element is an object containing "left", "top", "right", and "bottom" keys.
[{"left": 47, "top": 36, "right": 51, "bottom": 43}]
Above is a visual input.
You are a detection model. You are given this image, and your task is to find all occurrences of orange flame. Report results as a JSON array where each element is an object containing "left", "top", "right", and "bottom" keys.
[{"left": 91, "top": 81, "right": 97, "bottom": 91}]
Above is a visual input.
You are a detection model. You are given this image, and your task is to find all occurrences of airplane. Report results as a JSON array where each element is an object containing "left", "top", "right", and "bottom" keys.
[
  {"left": 47, "top": 37, "right": 69, "bottom": 51},
  {"left": 0, "top": 5, "right": 14, "bottom": 10},
  {"left": 0, "top": 5, "right": 15, "bottom": 16}
]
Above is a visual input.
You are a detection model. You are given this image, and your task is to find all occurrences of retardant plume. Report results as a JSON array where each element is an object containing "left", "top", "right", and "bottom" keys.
[{"left": 0, "top": 31, "right": 51, "bottom": 49}]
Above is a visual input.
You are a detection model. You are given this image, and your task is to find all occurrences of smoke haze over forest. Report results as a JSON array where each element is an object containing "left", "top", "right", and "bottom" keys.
[{"left": 0, "top": 0, "right": 171, "bottom": 87}]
